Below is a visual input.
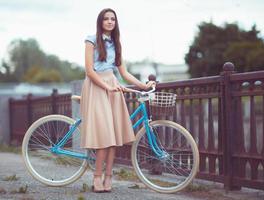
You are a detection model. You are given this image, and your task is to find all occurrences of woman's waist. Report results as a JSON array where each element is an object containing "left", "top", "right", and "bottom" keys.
[
  {"left": 96, "top": 69, "right": 114, "bottom": 77},
  {"left": 93, "top": 62, "right": 116, "bottom": 72},
  {"left": 85, "top": 69, "right": 116, "bottom": 80}
]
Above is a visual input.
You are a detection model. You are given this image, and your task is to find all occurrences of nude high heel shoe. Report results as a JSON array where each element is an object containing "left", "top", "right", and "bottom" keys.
[
  {"left": 92, "top": 174, "right": 105, "bottom": 193},
  {"left": 103, "top": 174, "right": 112, "bottom": 192}
]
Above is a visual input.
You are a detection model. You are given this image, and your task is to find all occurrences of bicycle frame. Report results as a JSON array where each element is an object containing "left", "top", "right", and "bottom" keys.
[
  {"left": 50, "top": 101, "right": 165, "bottom": 159},
  {"left": 130, "top": 101, "right": 165, "bottom": 158}
]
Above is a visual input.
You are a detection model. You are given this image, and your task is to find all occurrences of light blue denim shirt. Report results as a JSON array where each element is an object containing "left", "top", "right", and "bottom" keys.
[{"left": 85, "top": 34, "right": 116, "bottom": 72}]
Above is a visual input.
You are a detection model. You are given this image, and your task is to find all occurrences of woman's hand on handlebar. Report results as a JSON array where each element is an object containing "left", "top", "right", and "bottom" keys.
[
  {"left": 107, "top": 84, "right": 124, "bottom": 92},
  {"left": 144, "top": 81, "right": 156, "bottom": 90}
]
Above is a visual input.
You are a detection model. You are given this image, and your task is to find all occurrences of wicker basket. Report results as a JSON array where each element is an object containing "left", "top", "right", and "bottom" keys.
[{"left": 149, "top": 92, "right": 177, "bottom": 116}]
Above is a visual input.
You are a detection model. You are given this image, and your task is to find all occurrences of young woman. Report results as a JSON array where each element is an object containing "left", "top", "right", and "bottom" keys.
[{"left": 80, "top": 8, "right": 155, "bottom": 193}]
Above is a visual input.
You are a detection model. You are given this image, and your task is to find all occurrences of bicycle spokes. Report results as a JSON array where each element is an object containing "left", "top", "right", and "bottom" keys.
[
  {"left": 22, "top": 115, "right": 89, "bottom": 186},
  {"left": 132, "top": 120, "right": 199, "bottom": 193}
]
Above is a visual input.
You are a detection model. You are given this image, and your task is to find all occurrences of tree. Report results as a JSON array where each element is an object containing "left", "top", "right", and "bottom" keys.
[
  {"left": 185, "top": 22, "right": 264, "bottom": 77},
  {"left": 0, "top": 60, "right": 17, "bottom": 82},
  {"left": 34, "top": 69, "right": 63, "bottom": 83},
  {"left": 0, "top": 38, "right": 85, "bottom": 83},
  {"left": 8, "top": 38, "right": 46, "bottom": 81},
  {"left": 22, "top": 65, "right": 63, "bottom": 83},
  {"left": 224, "top": 41, "right": 264, "bottom": 72}
]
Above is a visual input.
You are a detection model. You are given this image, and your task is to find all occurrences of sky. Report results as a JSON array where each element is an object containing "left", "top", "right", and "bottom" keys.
[{"left": 0, "top": 0, "right": 264, "bottom": 67}]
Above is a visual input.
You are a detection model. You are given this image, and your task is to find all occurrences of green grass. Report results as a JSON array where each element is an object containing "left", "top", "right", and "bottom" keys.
[
  {"left": 31, "top": 151, "right": 83, "bottom": 166},
  {"left": 128, "top": 184, "right": 141, "bottom": 189},
  {"left": 2, "top": 174, "right": 19, "bottom": 181},
  {"left": 18, "top": 185, "right": 28, "bottom": 193},
  {"left": 114, "top": 168, "right": 139, "bottom": 181},
  {"left": 80, "top": 183, "right": 90, "bottom": 193},
  {"left": 114, "top": 168, "right": 180, "bottom": 188},
  {"left": 77, "top": 195, "right": 86, "bottom": 200},
  {"left": 54, "top": 156, "right": 82, "bottom": 166},
  {"left": 10, "top": 185, "right": 28, "bottom": 194},
  {"left": 184, "top": 183, "right": 210, "bottom": 192},
  {"left": 0, "top": 144, "right": 21, "bottom": 154},
  {"left": 148, "top": 178, "right": 176, "bottom": 187}
]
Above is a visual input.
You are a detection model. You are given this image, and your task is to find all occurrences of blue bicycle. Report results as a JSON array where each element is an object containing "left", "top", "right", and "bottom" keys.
[{"left": 22, "top": 87, "right": 199, "bottom": 193}]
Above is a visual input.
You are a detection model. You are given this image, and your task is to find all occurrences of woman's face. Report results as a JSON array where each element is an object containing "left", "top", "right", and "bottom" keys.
[{"left": 102, "top": 11, "right": 116, "bottom": 33}]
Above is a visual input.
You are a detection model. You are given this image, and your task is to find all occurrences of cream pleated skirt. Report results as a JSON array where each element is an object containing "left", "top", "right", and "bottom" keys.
[{"left": 80, "top": 70, "right": 135, "bottom": 149}]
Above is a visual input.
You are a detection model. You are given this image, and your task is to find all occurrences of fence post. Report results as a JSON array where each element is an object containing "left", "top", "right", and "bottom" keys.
[
  {"left": 27, "top": 93, "right": 33, "bottom": 127},
  {"left": 220, "top": 62, "right": 240, "bottom": 190},
  {"left": 148, "top": 74, "right": 157, "bottom": 82},
  {"left": 8, "top": 98, "right": 14, "bottom": 145},
  {"left": 51, "top": 89, "right": 58, "bottom": 114}
]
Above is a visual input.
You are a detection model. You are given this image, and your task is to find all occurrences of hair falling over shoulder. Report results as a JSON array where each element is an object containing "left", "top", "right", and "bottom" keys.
[{"left": 96, "top": 8, "right": 122, "bottom": 66}]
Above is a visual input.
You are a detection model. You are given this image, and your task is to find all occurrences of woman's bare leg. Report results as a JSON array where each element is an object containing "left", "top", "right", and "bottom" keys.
[
  {"left": 104, "top": 146, "right": 116, "bottom": 191},
  {"left": 95, "top": 148, "right": 107, "bottom": 175},
  {"left": 93, "top": 148, "right": 107, "bottom": 192}
]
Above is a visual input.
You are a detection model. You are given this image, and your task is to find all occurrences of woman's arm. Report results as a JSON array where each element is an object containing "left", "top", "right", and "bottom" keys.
[
  {"left": 85, "top": 43, "right": 121, "bottom": 92},
  {"left": 117, "top": 61, "right": 155, "bottom": 90}
]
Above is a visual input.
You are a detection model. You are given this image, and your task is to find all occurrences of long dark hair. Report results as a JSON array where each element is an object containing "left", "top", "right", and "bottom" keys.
[{"left": 96, "top": 8, "right": 122, "bottom": 66}]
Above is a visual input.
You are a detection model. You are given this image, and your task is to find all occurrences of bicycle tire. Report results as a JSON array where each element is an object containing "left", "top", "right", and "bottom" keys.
[
  {"left": 131, "top": 120, "right": 199, "bottom": 193},
  {"left": 22, "top": 115, "right": 88, "bottom": 186}
]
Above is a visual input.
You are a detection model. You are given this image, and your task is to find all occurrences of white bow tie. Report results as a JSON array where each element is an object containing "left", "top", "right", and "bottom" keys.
[{"left": 102, "top": 34, "right": 112, "bottom": 42}]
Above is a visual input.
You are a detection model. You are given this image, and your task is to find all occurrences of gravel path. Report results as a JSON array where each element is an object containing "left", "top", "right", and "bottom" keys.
[{"left": 0, "top": 152, "right": 263, "bottom": 200}]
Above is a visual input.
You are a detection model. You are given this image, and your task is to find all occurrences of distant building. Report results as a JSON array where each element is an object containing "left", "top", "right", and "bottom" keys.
[{"left": 127, "top": 62, "right": 189, "bottom": 82}]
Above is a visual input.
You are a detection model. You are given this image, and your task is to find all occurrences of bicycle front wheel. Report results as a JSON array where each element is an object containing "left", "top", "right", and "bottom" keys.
[
  {"left": 131, "top": 120, "right": 199, "bottom": 193},
  {"left": 22, "top": 115, "right": 88, "bottom": 186}
]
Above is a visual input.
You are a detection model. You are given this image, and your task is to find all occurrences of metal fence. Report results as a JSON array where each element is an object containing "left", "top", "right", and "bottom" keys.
[
  {"left": 9, "top": 89, "right": 71, "bottom": 144},
  {"left": 9, "top": 63, "right": 264, "bottom": 190},
  {"left": 116, "top": 63, "right": 264, "bottom": 190}
]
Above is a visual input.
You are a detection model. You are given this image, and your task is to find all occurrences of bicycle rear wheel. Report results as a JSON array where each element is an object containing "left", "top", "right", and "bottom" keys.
[
  {"left": 131, "top": 120, "right": 199, "bottom": 193},
  {"left": 22, "top": 115, "right": 89, "bottom": 186}
]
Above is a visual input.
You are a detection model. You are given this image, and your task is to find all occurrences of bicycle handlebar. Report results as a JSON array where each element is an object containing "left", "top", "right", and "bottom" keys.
[{"left": 123, "top": 86, "right": 156, "bottom": 95}]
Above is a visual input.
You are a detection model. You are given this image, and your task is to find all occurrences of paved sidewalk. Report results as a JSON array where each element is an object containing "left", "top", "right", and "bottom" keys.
[{"left": 0, "top": 152, "right": 263, "bottom": 200}]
